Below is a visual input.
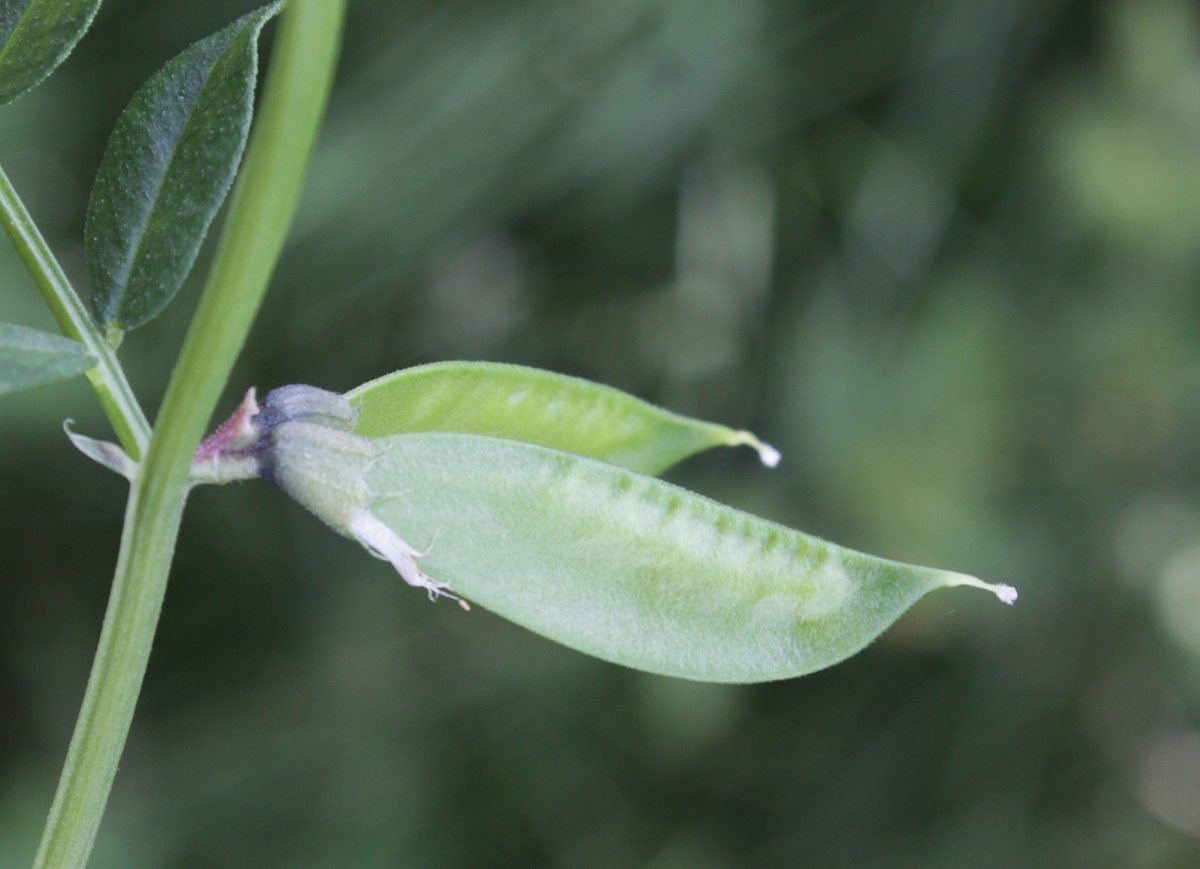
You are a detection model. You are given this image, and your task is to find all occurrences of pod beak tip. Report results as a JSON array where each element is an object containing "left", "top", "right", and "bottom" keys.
[
  {"left": 994, "top": 584, "right": 1018, "bottom": 605},
  {"left": 943, "top": 572, "right": 1018, "bottom": 605}
]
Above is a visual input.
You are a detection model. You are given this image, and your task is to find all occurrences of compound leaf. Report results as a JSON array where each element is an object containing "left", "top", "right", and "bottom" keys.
[
  {"left": 0, "top": 0, "right": 102, "bottom": 106},
  {"left": 346, "top": 361, "right": 779, "bottom": 476},
  {"left": 0, "top": 321, "right": 93, "bottom": 393},
  {"left": 86, "top": 2, "right": 282, "bottom": 331}
]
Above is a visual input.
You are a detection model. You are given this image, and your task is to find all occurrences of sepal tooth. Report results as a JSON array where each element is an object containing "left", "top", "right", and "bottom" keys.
[{"left": 64, "top": 420, "right": 138, "bottom": 481}]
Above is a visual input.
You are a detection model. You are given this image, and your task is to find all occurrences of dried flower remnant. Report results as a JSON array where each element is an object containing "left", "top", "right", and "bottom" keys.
[{"left": 192, "top": 384, "right": 468, "bottom": 608}]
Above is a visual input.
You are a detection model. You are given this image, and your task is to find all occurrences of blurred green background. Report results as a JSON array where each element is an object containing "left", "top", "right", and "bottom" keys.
[{"left": 5, "top": 0, "right": 1200, "bottom": 865}]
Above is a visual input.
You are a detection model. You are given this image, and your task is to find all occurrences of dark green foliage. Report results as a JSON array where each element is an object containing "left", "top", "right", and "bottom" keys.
[
  {"left": 0, "top": 0, "right": 100, "bottom": 106},
  {"left": 0, "top": 321, "right": 92, "bottom": 392},
  {"left": 85, "top": 3, "right": 281, "bottom": 331}
]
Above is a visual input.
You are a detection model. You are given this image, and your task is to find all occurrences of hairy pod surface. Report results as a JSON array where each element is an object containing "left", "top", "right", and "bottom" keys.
[{"left": 365, "top": 432, "right": 1010, "bottom": 682}]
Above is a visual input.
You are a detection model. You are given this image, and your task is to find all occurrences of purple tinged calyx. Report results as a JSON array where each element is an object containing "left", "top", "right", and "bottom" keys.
[
  {"left": 189, "top": 387, "right": 267, "bottom": 486},
  {"left": 190, "top": 384, "right": 361, "bottom": 484}
]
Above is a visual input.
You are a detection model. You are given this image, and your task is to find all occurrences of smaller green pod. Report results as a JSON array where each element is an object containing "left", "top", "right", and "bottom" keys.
[{"left": 346, "top": 361, "right": 780, "bottom": 475}]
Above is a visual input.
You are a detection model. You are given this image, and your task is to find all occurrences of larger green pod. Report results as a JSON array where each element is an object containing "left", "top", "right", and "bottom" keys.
[{"left": 366, "top": 433, "right": 1012, "bottom": 683}]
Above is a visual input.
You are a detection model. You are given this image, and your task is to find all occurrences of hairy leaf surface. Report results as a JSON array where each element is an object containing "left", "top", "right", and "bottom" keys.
[
  {"left": 347, "top": 362, "right": 779, "bottom": 475},
  {"left": 0, "top": 0, "right": 101, "bottom": 105},
  {"left": 366, "top": 433, "right": 1011, "bottom": 682},
  {"left": 0, "top": 321, "right": 93, "bottom": 392},
  {"left": 86, "top": 2, "right": 282, "bottom": 330}
]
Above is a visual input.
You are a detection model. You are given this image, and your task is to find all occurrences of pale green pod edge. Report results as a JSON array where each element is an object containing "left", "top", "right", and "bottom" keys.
[
  {"left": 366, "top": 433, "right": 1013, "bottom": 683},
  {"left": 345, "top": 361, "right": 779, "bottom": 475}
]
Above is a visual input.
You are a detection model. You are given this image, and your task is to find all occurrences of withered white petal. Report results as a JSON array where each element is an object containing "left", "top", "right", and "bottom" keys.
[{"left": 348, "top": 510, "right": 469, "bottom": 608}]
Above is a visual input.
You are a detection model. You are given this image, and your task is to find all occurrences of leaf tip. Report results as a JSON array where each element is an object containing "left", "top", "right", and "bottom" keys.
[{"left": 943, "top": 571, "right": 1018, "bottom": 605}]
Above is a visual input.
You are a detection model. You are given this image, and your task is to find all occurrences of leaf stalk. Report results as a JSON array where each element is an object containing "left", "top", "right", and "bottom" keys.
[{"left": 0, "top": 163, "right": 150, "bottom": 459}]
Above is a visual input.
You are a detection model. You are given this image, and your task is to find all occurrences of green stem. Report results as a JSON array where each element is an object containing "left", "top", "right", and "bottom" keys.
[
  {"left": 31, "top": 4, "right": 345, "bottom": 868},
  {"left": 0, "top": 164, "right": 150, "bottom": 459}
]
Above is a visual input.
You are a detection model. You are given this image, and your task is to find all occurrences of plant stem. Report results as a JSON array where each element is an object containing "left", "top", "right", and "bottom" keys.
[
  {"left": 31, "top": 4, "right": 345, "bottom": 868},
  {"left": 0, "top": 165, "right": 150, "bottom": 459}
]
